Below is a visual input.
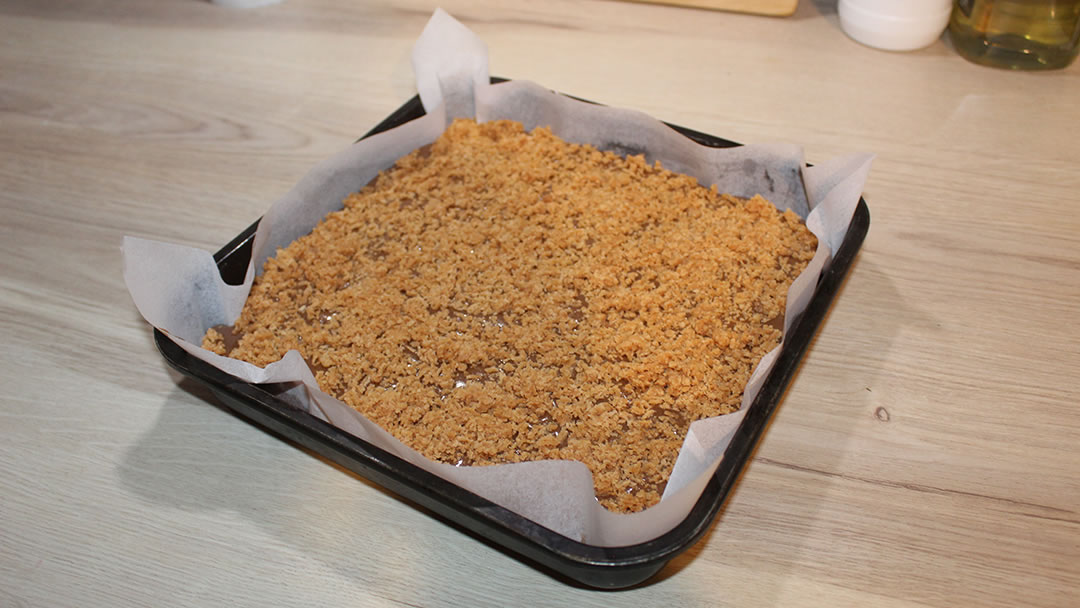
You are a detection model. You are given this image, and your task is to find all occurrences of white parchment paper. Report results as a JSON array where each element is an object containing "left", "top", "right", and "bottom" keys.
[{"left": 124, "top": 9, "right": 872, "bottom": 547}]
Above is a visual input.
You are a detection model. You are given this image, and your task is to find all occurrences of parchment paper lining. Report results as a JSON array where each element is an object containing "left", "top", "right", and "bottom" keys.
[{"left": 123, "top": 9, "right": 872, "bottom": 547}]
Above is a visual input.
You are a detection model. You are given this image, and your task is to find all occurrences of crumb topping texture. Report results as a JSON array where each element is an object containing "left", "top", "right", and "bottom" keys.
[{"left": 203, "top": 119, "right": 817, "bottom": 512}]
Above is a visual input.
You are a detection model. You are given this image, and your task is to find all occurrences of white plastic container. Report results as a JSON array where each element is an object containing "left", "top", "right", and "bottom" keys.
[{"left": 839, "top": 0, "right": 953, "bottom": 51}]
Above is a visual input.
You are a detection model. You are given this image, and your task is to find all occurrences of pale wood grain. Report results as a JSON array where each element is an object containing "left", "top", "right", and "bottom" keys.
[
  {"left": 618, "top": 0, "right": 800, "bottom": 17},
  {"left": 1, "top": 1, "right": 1077, "bottom": 606}
]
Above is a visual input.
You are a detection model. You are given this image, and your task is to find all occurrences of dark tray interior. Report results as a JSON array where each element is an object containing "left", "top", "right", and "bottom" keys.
[{"left": 155, "top": 80, "right": 870, "bottom": 589}]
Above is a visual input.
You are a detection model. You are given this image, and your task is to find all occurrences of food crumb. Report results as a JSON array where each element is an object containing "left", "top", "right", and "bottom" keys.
[{"left": 204, "top": 119, "right": 817, "bottom": 512}]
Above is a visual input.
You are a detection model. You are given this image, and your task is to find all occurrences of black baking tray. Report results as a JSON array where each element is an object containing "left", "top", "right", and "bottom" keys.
[{"left": 155, "top": 80, "right": 870, "bottom": 589}]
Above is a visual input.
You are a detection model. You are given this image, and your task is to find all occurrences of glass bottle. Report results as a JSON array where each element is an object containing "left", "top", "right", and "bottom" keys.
[{"left": 949, "top": 0, "right": 1080, "bottom": 69}]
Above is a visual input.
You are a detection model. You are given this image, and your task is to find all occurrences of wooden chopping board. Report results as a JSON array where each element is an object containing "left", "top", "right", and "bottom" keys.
[{"left": 619, "top": 0, "right": 799, "bottom": 16}]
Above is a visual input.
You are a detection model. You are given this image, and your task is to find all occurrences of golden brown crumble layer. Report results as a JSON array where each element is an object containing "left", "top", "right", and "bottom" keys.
[{"left": 203, "top": 119, "right": 817, "bottom": 512}]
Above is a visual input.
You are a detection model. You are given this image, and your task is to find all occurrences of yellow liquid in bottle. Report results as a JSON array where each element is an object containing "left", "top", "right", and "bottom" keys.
[{"left": 949, "top": 0, "right": 1080, "bottom": 69}]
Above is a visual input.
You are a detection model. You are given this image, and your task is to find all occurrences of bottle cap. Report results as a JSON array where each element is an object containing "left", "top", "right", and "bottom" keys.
[{"left": 838, "top": 0, "right": 952, "bottom": 51}]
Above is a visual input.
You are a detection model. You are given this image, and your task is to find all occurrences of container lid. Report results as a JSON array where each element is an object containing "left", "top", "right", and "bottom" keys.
[{"left": 838, "top": 0, "right": 952, "bottom": 51}]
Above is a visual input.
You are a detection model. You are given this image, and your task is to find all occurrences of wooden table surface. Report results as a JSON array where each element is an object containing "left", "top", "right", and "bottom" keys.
[{"left": 2, "top": 1, "right": 1077, "bottom": 606}]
